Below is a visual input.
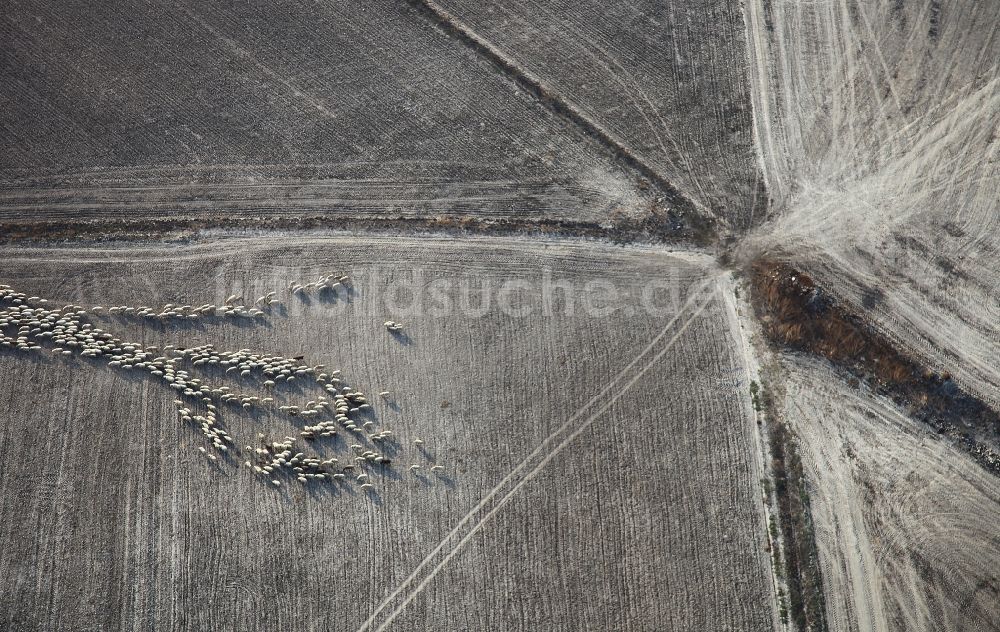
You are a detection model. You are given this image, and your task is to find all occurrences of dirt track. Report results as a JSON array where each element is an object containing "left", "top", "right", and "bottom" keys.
[
  {"left": 782, "top": 357, "right": 1000, "bottom": 632},
  {"left": 742, "top": 0, "right": 1000, "bottom": 408}
]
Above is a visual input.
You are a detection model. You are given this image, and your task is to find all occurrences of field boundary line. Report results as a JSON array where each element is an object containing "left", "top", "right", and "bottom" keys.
[
  {"left": 404, "top": 0, "right": 702, "bottom": 217},
  {"left": 719, "top": 274, "right": 785, "bottom": 631},
  {"left": 357, "top": 276, "right": 720, "bottom": 632}
]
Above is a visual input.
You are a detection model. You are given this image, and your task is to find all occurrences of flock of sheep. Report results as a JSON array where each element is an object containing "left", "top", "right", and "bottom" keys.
[{"left": 0, "top": 277, "right": 440, "bottom": 495}]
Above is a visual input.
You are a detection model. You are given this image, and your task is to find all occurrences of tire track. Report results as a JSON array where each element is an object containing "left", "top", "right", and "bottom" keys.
[
  {"left": 742, "top": 0, "right": 785, "bottom": 205},
  {"left": 357, "top": 276, "right": 720, "bottom": 632},
  {"left": 402, "top": 0, "right": 702, "bottom": 218},
  {"left": 497, "top": 0, "right": 711, "bottom": 211},
  {"left": 174, "top": 4, "right": 339, "bottom": 122}
]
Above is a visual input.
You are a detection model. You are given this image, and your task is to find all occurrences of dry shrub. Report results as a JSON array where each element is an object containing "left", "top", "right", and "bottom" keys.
[{"left": 750, "top": 259, "right": 918, "bottom": 388}]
